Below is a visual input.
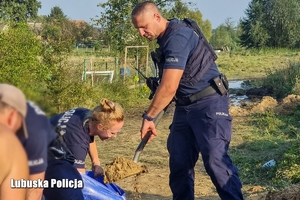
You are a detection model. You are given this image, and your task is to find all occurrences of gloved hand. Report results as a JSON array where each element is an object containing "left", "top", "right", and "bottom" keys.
[{"left": 92, "top": 164, "right": 104, "bottom": 178}]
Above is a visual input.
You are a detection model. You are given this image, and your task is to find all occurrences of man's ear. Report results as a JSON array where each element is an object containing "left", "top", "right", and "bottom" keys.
[
  {"left": 7, "top": 110, "right": 20, "bottom": 131},
  {"left": 154, "top": 13, "right": 161, "bottom": 22}
]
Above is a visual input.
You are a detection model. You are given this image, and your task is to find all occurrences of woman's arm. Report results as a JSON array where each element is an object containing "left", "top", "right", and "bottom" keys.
[
  {"left": 88, "top": 141, "right": 104, "bottom": 177},
  {"left": 88, "top": 141, "right": 100, "bottom": 166}
]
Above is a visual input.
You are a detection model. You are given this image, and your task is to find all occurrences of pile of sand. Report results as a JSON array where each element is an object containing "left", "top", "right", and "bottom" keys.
[
  {"left": 230, "top": 95, "right": 300, "bottom": 116},
  {"left": 265, "top": 184, "right": 300, "bottom": 200},
  {"left": 104, "top": 157, "right": 148, "bottom": 183}
]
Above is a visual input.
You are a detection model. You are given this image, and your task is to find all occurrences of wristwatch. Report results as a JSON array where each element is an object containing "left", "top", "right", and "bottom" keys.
[{"left": 142, "top": 111, "right": 154, "bottom": 121}]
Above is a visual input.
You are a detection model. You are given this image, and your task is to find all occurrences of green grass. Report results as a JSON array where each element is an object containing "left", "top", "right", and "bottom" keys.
[
  {"left": 72, "top": 48, "right": 300, "bottom": 196},
  {"left": 218, "top": 50, "right": 300, "bottom": 192},
  {"left": 229, "top": 106, "right": 300, "bottom": 190},
  {"left": 216, "top": 48, "right": 300, "bottom": 80},
  {"left": 34, "top": 47, "right": 300, "bottom": 192}
]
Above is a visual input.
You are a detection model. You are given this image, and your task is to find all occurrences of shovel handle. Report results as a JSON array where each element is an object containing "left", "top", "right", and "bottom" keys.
[
  {"left": 133, "top": 108, "right": 167, "bottom": 163},
  {"left": 133, "top": 131, "right": 152, "bottom": 163}
]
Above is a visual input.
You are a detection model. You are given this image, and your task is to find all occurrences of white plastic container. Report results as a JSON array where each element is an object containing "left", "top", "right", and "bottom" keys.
[{"left": 262, "top": 159, "right": 276, "bottom": 168}]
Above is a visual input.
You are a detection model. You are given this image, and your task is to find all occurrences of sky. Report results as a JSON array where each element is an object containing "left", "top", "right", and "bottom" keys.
[{"left": 38, "top": 0, "right": 251, "bottom": 29}]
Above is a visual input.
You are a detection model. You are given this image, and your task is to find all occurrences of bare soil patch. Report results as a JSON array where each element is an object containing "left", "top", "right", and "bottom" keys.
[
  {"left": 264, "top": 184, "right": 300, "bottom": 200},
  {"left": 95, "top": 94, "right": 300, "bottom": 200}
]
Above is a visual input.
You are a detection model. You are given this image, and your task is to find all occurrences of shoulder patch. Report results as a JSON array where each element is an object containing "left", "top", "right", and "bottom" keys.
[{"left": 165, "top": 57, "right": 179, "bottom": 63}]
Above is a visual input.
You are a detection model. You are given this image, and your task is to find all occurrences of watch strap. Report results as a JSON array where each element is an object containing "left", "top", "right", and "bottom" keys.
[{"left": 142, "top": 111, "right": 154, "bottom": 121}]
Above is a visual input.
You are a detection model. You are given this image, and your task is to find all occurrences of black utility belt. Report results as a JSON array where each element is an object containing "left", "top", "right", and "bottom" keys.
[{"left": 175, "top": 74, "right": 229, "bottom": 106}]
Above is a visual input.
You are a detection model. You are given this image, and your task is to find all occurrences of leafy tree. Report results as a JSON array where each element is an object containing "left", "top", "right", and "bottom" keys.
[
  {"left": 210, "top": 18, "right": 240, "bottom": 50},
  {"left": 240, "top": 0, "right": 300, "bottom": 48},
  {"left": 270, "top": 0, "right": 300, "bottom": 47},
  {"left": 93, "top": 0, "right": 144, "bottom": 52},
  {"left": 0, "top": 0, "right": 41, "bottom": 22},
  {"left": 240, "top": 0, "right": 273, "bottom": 48},
  {"left": 186, "top": 10, "right": 212, "bottom": 41},
  {"left": 42, "top": 7, "right": 95, "bottom": 47},
  {"left": 41, "top": 6, "right": 76, "bottom": 49},
  {"left": 155, "top": 0, "right": 206, "bottom": 47},
  {"left": 210, "top": 25, "right": 231, "bottom": 49},
  {"left": 0, "top": 23, "right": 48, "bottom": 99},
  {"left": 93, "top": 0, "right": 211, "bottom": 52},
  {"left": 48, "top": 6, "right": 67, "bottom": 21},
  {"left": 167, "top": 1, "right": 212, "bottom": 40},
  {"left": 166, "top": 0, "right": 190, "bottom": 19},
  {"left": 41, "top": 38, "right": 83, "bottom": 113},
  {"left": 73, "top": 21, "right": 94, "bottom": 44}
]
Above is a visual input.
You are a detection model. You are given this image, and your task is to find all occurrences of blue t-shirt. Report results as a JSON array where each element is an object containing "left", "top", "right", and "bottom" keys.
[
  {"left": 19, "top": 101, "right": 57, "bottom": 175},
  {"left": 50, "top": 108, "right": 94, "bottom": 168},
  {"left": 157, "top": 19, "right": 220, "bottom": 97}
]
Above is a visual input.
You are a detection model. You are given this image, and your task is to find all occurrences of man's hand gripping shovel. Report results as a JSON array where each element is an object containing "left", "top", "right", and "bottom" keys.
[
  {"left": 132, "top": 51, "right": 171, "bottom": 163},
  {"left": 104, "top": 51, "right": 170, "bottom": 183},
  {"left": 133, "top": 106, "right": 169, "bottom": 163}
]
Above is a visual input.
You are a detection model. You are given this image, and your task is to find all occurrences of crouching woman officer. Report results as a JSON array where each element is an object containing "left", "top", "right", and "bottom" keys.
[
  {"left": 44, "top": 98, "right": 124, "bottom": 200},
  {"left": 50, "top": 98, "right": 124, "bottom": 175}
]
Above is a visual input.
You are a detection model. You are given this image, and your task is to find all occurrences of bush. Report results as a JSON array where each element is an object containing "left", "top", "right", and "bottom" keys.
[{"left": 0, "top": 23, "right": 47, "bottom": 100}]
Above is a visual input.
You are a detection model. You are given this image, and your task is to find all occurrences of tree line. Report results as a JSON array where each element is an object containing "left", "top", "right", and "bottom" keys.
[
  {"left": 1, "top": 0, "right": 300, "bottom": 51},
  {"left": 0, "top": 0, "right": 300, "bottom": 114}
]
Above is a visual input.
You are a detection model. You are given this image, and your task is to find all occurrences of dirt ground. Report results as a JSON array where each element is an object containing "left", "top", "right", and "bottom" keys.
[{"left": 99, "top": 94, "right": 300, "bottom": 200}]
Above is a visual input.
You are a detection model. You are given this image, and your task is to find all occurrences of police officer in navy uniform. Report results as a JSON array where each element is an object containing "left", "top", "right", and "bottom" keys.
[
  {"left": 18, "top": 101, "right": 57, "bottom": 200},
  {"left": 49, "top": 107, "right": 98, "bottom": 173},
  {"left": 131, "top": 1, "right": 243, "bottom": 200},
  {"left": 44, "top": 98, "right": 124, "bottom": 200},
  {"left": 49, "top": 98, "right": 124, "bottom": 174}
]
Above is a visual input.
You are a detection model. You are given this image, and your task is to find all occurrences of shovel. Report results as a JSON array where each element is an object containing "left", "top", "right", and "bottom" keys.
[
  {"left": 103, "top": 67, "right": 173, "bottom": 182},
  {"left": 133, "top": 104, "right": 171, "bottom": 163},
  {"left": 103, "top": 104, "right": 172, "bottom": 183}
]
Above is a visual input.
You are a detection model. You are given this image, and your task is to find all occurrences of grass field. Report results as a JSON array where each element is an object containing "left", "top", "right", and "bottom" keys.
[{"left": 79, "top": 49, "right": 300, "bottom": 199}]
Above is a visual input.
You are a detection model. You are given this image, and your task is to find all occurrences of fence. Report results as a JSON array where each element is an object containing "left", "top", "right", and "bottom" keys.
[
  {"left": 82, "top": 70, "right": 114, "bottom": 86},
  {"left": 79, "top": 55, "right": 154, "bottom": 86}
]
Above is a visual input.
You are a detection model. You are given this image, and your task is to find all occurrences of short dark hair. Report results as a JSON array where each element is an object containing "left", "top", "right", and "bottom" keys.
[{"left": 131, "top": 1, "right": 156, "bottom": 18}]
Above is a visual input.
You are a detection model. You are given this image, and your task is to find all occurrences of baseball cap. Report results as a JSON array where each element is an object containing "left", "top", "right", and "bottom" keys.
[{"left": 0, "top": 83, "right": 28, "bottom": 138}]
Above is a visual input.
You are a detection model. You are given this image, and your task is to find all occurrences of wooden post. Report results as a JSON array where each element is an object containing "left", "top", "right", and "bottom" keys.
[
  {"left": 146, "top": 46, "right": 149, "bottom": 77},
  {"left": 115, "top": 57, "right": 119, "bottom": 81},
  {"left": 90, "top": 59, "right": 93, "bottom": 86},
  {"left": 124, "top": 45, "right": 149, "bottom": 81},
  {"left": 136, "top": 54, "right": 139, "bottom": 77},
  {"left": 83, "top": 59, "right": 87, "bottom": 81},
  {"left": 124, "top": 47, "right": 128, "bottom": 82}
]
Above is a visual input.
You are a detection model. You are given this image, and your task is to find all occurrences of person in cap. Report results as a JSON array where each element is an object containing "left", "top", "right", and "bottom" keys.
[
  {"left": 0, "top": 83, "right": 29, "bottom": 200},
  {"left": 17, "top": 101, "right": 57, "bottom": 200}
]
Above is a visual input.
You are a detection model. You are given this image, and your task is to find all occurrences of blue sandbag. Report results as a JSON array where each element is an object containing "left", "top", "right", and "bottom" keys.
[{"left": 82, "top": 171, "right": 126, "bottom": 200}]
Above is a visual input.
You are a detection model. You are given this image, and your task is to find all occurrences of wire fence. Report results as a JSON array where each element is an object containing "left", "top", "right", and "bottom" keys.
[{"left": 70, "top": 56, "right": 155, "bottom": 86}]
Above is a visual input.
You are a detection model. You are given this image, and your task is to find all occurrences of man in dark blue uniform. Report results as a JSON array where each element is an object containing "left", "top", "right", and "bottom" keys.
[
  {"left": 18, "top": 101, "right": 57, "bottom": 200},
  {"left": 131, "top": 1, "right": 243, "bottom": 200}
]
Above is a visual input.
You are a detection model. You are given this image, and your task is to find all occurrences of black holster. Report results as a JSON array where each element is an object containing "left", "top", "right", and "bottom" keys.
[
  {"left": 213, "top": 73, "right": 229, "bottom": 95},
  {"left": 175, "top": 73, "right": 229, "bottom": 106}
]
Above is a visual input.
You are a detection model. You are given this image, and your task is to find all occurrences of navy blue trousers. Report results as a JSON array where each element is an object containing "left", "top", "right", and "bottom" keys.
[
  {"left": 43, "top": 159, "right": 84, "bottom": 200},
  {"left": 168, "top": 93, "right": 243, "bottom": 200}
]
